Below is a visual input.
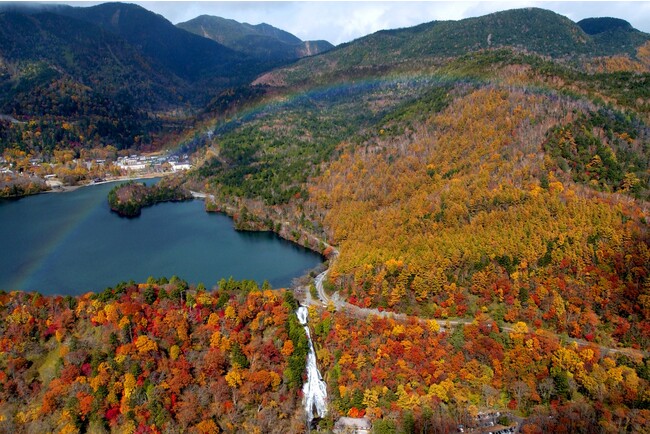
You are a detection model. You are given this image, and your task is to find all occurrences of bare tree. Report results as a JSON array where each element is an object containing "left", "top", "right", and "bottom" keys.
[
  {"left": 482, "top": 384, "right": 499, "bottom": 407},
  {"left": 537, "top": 377, "right": 555, "bottom": 403},
  {"left": 510, "top": 380, "right": 530, "bottom": 409}
]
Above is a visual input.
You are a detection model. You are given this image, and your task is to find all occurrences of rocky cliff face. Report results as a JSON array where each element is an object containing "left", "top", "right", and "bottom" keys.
[{"left": 296, "top": 40, "right": 333, "bottom": 57}]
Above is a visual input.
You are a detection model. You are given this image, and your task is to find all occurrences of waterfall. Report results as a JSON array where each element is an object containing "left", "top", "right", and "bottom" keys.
[{"left": 296, "top": 305, "right": 328, "bottom": 424}]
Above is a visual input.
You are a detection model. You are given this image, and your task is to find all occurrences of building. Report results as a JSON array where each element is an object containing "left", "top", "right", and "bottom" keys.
[
  {"left": 116, "top": 157, "right": 148, "bottom": 171},
  {"left": 333, "top": 417, "right": 372, "bottom": 434},
  {"left": 171, "top": 162, "right": 192, "bottom": 172}
]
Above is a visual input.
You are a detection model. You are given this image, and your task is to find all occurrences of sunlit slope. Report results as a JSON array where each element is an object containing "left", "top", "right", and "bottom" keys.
[
  {"left": 309, "top": 87, "right": 649, "bottom": 347},
  {"left": 189, "top": 76, "right": 454, "bottom": 205},
  {"left": 184, "top": 8, "right": 650, "bottom": 349}
]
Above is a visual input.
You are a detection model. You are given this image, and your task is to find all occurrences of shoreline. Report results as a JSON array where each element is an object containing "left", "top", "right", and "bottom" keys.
[
  {"left": 43, "top": 172, "right": 171, "bottom": 194},
  {"left": 191, "top": 189, "right": 335, "bottom": 264},
  {"left": 16, "top": 181, "right": 332, "bottom": 293}
]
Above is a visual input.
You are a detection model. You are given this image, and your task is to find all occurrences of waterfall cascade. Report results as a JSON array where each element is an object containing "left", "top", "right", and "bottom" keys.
[{"left": 296, "top": 305, "right": 328, "bottom": 424}]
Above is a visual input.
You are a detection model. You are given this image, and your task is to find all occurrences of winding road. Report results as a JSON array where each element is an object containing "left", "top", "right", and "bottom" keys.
[{"left": 310, "top": 270, "right": 647, "bottom": 358}]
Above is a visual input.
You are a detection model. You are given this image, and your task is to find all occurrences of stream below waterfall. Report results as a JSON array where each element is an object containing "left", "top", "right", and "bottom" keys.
[{"left": 296, "top": 305, "right": 328, "bottom": 425}]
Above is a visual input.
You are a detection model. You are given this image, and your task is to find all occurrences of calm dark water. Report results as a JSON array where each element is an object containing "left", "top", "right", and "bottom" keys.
[{"left": 0, "top": 180, "right": 322, "bottom": 295}]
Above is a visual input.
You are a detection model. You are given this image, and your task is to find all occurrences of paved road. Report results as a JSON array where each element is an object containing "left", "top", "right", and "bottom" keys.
[
  {"left": 189, "top": 190, "right": 208, "bottom": 199},
  {"left": 0, "top": 114, "right": 23, "bottom": 124},
  {"left": 313, "top": 270, "right": 467, "bottom": 326},
  {"left": 310, "top": 270, "right": 647, "bottom": 358}
]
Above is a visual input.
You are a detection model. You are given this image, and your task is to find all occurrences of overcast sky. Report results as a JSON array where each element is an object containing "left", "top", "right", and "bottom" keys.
[{"left": 45, "top": 1, "right": 650, "bottom": 45}]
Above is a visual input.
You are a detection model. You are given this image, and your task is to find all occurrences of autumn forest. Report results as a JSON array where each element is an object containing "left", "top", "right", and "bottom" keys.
[{"left": 1, "top": 3, "right": 650, "bottom": 434}]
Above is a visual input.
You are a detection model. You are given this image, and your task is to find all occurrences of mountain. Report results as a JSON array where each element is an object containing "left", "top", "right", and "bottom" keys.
[
  {"left": 577, "top": 17, "right": 650, "bottom": 59},
  {"left": 0, "top": 9, "right": 185, "bottom": 103},
  {"left": 177, "top": 15, "right": 333, "bottom": 63},
  {"left": 178, "top": 15, "right": 301, "bottom": 46},
  {"left": 0, "top": 3, "right": 315, "bottom": 152},
  {"left": 578, "top": 17, "right": 634, "bottom": 35},
  {"left": 0, "top": 9, "right": 183, "bottom": 148},
  {"left": 254, "top": 7, "right": 650, "bottom": 87},
  {"left": 54, "top": 3, "right": 254, "bottom": 83}
]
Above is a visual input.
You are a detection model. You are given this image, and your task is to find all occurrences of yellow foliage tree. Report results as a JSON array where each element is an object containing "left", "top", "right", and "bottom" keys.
[
  {"left": 194, "top": 420, "right": 220, "bottom": 434},
  {"left": 225, "top": 363, "right": 244, "bottom": 388},
  {"left": 170, "top": 344, "right": 181, "bottom": 361},
  {"left": 135, "top": 335, "right": 158, "bottom": 354}
]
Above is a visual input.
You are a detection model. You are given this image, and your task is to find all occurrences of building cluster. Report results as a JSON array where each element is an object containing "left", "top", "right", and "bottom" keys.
[
  {"left": 0, "top": 156, "right": 45, "bottom": 174},
  {"left": 0, "top": 151, "right": 193, "bottom": 188},
  {"left": 0, "top": 157, "right": 10, "bottom": 174},
  {"left": 115, "top": 154, "right": 192, "bottom": 172},
  {"left": 333, "top": 417, "right": 372, "bottom": 434}
]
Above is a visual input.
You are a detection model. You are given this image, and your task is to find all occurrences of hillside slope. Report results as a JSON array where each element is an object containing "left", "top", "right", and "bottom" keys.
[
  {"left": 180, "top": 7, "right": 650, "bottom": 430},
  {"left": 0, "top": 280, "right": 310, "bottom": 432}
]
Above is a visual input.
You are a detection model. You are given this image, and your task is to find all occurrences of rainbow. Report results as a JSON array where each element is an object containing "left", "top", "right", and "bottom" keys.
[
  {"left": 168, "top": 70, "right": 475, "bottom": 154},
  {"left": 171, "top": 63, "right": 568, "bottom": 156},
  {"left": 8, "top": 191, "right": 106, "bottom": 292}
]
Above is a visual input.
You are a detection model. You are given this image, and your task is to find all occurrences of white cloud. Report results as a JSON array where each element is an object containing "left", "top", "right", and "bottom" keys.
[{"left": 44, "top": 1, "right": 650, "bottom": 45}]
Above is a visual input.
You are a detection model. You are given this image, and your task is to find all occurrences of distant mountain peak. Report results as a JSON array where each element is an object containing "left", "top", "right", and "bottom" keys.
[{"left": 176, "top": 15, "right": 332, "bottom": 61}]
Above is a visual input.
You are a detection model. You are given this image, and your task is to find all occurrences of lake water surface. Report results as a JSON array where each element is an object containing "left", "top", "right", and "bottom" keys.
[{"left": 0, "top": 180, "right": 322, "bottom": 295}]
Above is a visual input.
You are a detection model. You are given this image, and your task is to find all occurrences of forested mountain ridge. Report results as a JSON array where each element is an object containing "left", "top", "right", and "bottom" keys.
[
  {"left": 177, "top": 15, "right": 333, "bottom": 63},
  {"left": 0, "top": 9, "right": 177, "bottom": 149},
  {"left": 578, "top": 17, "right": 635, "bottom": 35},
  {"left": 0, "top": 2, "right": 257, "bottom": 110},
  {"left": 0, "top": 9, "right": 177, "bottom": 103},
  {"left": 54, "top": 3, "right": 259, "bottom": 84},
  {"left": 254, "top": 8, "right": 650, "bottom": 87}
]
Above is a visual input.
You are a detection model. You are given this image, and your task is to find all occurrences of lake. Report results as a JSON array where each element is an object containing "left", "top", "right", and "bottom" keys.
[{"left": 0, "top": 180, "right": 323, "bottom": 295}]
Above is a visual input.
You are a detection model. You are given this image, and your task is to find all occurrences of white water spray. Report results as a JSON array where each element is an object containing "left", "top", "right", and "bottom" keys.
[{"left": 296, "top": 305, "right": 328, "bottom": 423}]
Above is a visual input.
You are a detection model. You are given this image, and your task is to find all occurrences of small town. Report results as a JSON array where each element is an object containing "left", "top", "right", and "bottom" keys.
[{"left": 0, "top": 149, "right": 193, "bottom": 196}]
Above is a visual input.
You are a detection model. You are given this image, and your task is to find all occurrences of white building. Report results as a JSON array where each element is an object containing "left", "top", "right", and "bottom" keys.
[
  {"left": 116, "top": 157, "right": 148, "bottom": 171},
  {"left": 121, "top": 163, "right": 147, "bottom": 171},
  {"left": 333, "top": 417, "right": 372, "bottom": 434},
  {"left": 171, "top": 162, "right": 192, "bottom": 172}
]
